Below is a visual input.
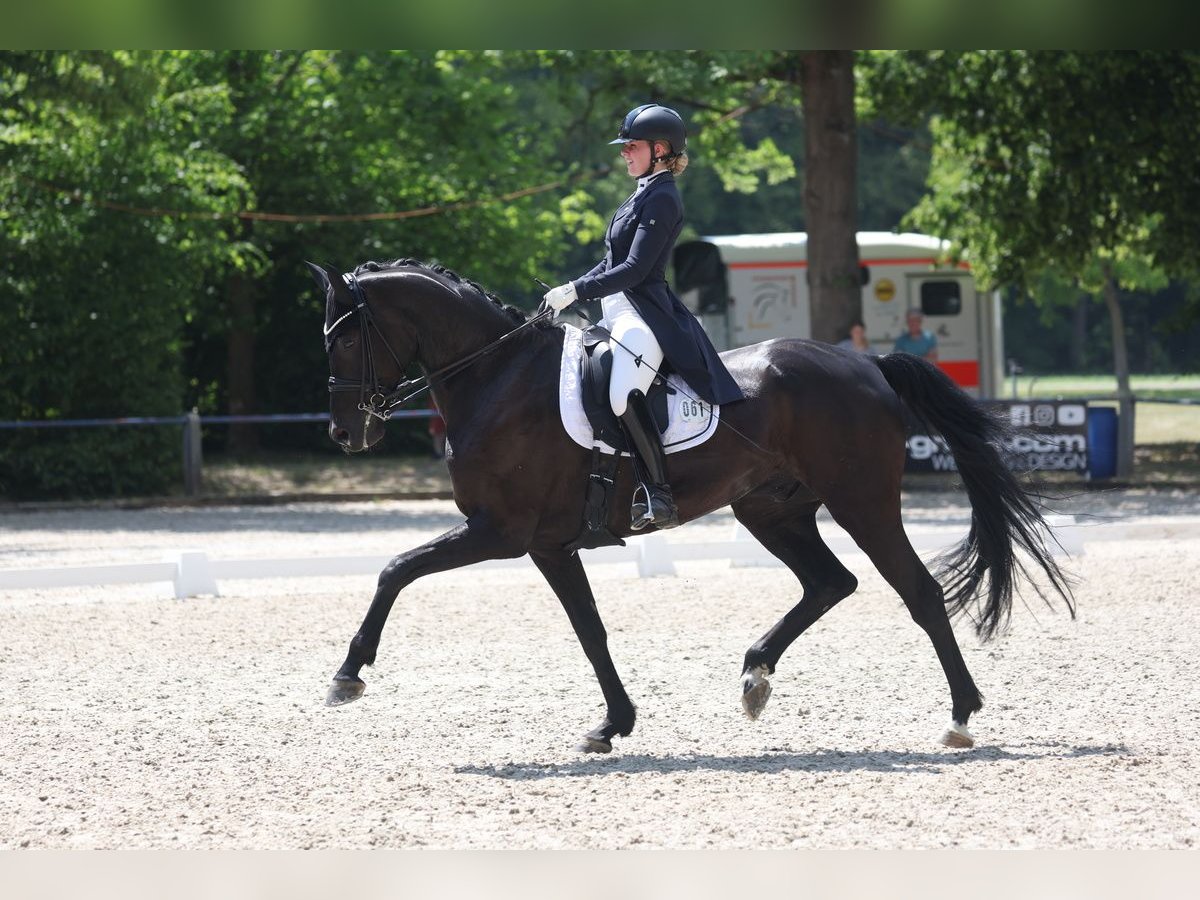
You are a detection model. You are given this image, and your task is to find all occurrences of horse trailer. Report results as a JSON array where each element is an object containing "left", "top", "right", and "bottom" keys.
[{"left": 675, "top": 232, "right": 1004, "bottom": 398}]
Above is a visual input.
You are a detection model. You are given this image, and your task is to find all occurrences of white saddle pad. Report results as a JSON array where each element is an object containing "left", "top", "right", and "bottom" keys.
[{"left": 557, "top": 324, "right": 720, "bottom": 455}]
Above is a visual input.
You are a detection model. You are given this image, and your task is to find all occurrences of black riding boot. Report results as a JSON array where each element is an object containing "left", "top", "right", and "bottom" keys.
[{"left": 619, "top": 389, "right": 680, "bottom": 531}]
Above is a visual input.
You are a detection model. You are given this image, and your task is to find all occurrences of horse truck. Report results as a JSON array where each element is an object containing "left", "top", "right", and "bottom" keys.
[{"left": 674, "top": 231, "right": 1004, "bottom": 398}]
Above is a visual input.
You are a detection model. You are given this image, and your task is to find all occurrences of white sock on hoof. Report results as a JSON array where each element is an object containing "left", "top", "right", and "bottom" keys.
[
  {"left": 941, "top": 721, "right": 975, "bottom": 747},
  {"left": 743, "top": 665, "right": 770, "bottom": 688}
]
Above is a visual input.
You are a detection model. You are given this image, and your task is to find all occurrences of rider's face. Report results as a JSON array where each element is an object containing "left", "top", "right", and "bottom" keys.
[{"left": 620, "top": 140, "right": 653, "bottom": 175}]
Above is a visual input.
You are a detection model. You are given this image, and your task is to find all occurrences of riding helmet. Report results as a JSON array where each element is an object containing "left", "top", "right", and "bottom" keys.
[{"left": 608, "top": 103, "right": 687, "bottom": 155}]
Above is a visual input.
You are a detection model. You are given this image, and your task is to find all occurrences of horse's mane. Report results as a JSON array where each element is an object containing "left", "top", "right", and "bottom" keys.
[{"left": 354, "top": 259, "right": 529, "bottom": 327}]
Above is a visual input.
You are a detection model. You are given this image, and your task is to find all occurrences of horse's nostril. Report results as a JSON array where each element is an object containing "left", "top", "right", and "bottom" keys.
[{"left": 330, "top": 425, "right": 351, "bottom": 445}]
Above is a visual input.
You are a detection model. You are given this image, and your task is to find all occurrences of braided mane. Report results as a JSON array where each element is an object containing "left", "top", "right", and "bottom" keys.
[{"left": 355, "top": 258, "right": 528, "bottom": 326}]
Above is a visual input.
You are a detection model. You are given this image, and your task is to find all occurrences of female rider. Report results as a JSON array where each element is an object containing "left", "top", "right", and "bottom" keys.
[{"left": 543, "top": 103, "right": 744, "bottom": 530}]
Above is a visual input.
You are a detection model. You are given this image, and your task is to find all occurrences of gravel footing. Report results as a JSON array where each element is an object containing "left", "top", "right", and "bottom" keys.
[{"left": 1, "top": 486, "right": 1197, "bottom": 848}]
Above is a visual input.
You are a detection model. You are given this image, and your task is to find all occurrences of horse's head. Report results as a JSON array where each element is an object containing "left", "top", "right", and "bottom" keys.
[{"left": 307, "top": 262, "right": 415, "bottom": 452}]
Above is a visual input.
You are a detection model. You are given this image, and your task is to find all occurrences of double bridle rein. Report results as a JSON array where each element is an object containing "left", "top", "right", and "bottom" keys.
[{"left": 325, "top": 271, "right": 552, "bottom": 421}]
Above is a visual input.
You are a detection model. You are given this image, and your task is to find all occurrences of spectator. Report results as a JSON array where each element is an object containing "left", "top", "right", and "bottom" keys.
[
  {"left": 893, "top": 308, "right": 939, "bottom": 362},
  {"left": 837, "top": 319, "right": 871, "bottom": 353}
]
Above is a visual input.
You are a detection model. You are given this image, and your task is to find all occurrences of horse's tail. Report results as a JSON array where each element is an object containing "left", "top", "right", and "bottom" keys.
[{"left": 871, "top": 352, "right": 1075, "bottom": 641}]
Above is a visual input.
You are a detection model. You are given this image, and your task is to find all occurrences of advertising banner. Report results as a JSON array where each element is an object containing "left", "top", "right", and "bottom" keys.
[{"left": 905, "top": 400, "right": 1091, "bottom": 474}]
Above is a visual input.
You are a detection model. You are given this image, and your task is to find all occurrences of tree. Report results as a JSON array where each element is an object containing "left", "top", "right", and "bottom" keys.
[
  {"left": 800, "top": 51, "right": 860, "bottom": 344},
  {"left": 0, "top": 52, "right": 247, "bottom": 497},
  {"left": 1, "top": 51, "right": 581, "bottom": 494},
  {"left": 863, "top": 50, "right": 1200, "bottom": 476},
  {"left": 175, "top": 51, "right": 583, "bottom": 453}
]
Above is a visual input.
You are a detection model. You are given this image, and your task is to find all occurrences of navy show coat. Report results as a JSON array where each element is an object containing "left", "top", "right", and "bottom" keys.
[{"left": 571, "top": 174, "right": 744, "bottom": 407}]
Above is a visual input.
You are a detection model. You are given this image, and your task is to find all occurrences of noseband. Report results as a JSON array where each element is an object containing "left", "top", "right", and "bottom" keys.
[{"left": 325, "top": 271, "right": 552, "bottom": 421}]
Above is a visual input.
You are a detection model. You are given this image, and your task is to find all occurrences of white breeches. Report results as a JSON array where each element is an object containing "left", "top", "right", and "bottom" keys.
[{"left": 600, "top": 292, "right": 664, "bottom": 416}]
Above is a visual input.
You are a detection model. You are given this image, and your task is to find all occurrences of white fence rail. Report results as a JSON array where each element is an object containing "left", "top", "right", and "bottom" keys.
[{"left": 0, "top": 516, "right": 1110, "bottom": 600}]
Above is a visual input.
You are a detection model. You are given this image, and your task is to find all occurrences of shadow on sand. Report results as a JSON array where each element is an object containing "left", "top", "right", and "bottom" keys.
[{"left": 455, "top": 741, "right": 1126, "bottom": 781}]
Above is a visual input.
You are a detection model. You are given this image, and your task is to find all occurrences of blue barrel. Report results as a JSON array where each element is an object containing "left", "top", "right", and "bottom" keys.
[{"left": 1087, "top": 406, "right": 1118, "bottom": 479}]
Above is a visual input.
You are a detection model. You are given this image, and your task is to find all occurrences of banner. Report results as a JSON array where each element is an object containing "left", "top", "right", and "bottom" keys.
[{"left": 905, "top": 400, "right": 1091, "bottom": 474}]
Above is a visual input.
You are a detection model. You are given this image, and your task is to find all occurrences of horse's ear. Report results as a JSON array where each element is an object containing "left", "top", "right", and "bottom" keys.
[
  {"left": 304, "top": 260, "right": 331, "bottom": 293},
  {"left": 306, "top": 261, "right": 353, "bottom": 307}
]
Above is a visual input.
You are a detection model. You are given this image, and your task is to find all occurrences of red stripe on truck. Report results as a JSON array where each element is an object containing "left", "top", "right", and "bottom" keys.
[{"left": 937, "top": 360, "right": 980, "bottom": 388}]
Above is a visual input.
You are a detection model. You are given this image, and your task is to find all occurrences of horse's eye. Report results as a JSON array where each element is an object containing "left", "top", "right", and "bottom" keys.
[{"left": 340, "top": 336, "right": 357, "bottom": 349}]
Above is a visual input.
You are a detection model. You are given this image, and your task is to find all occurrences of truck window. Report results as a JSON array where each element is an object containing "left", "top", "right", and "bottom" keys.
[
  {"left": 920, "top": 280, "right": 962, "bottom": 316},
  {"left": 673, "top": 240, "right": 729, "bottom": 313}
]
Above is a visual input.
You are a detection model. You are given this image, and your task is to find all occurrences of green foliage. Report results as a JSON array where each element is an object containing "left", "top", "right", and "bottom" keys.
[
  {"left": 2, "top": 427, "right": 182, "bottom": 501},
  {"left": 1005, "top": 280, "right": 1200, "bottom": 375},
  {"left": 0, "top": 51, "right": 245, "bottom": 498},
  {"left": 524, "top": 51, "right": 924, "bottom": 248},
  {"left": 860, "top": 51, "right": 1200, "bottom": 293},
  {"left": 178, "top": 51, "right": 582, "bottom": 441}
]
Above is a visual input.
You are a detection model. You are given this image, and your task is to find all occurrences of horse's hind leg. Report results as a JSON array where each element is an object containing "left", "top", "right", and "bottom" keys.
[
  {"left": 824, "top": 492, "right": 983, "bottom": 748},
  {"left": 530, "top": 548, "right": 636, "bottom": 754},
  {"left": 732, "top": 492, "right": 859, "bottom": 721}
]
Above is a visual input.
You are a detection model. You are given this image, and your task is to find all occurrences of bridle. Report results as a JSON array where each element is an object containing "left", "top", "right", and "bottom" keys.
[{"left": 325, "top": 271, "right": 552, "bottom": 421}]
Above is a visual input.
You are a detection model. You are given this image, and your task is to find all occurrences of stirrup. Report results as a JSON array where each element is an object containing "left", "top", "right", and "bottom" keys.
[{"left": 630, "top": 482, "right": 679, "bottom": 531}]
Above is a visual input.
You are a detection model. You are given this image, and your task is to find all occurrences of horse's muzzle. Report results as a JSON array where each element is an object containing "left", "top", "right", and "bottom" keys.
[{"left": 329, "top": 421, "right": 353, "bottom": 449}]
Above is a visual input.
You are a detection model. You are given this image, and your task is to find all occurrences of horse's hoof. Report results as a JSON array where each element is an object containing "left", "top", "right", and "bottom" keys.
[
  {"left": 576, "top": 735, "right": 613, "bottom": 754},
  {"left": 325, "top": 677, "right": 366, "bottom": 706},
  {"left": 940, "top": 722, "right": 975, "bottom": 748},
  {"left": 741, "top": 665, "right": 773, "bottom": 720}
]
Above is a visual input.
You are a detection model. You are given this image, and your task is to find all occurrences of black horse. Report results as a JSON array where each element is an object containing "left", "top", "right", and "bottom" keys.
[{"left": 308, "top": 258, "right": 1073, "bottom": 753}]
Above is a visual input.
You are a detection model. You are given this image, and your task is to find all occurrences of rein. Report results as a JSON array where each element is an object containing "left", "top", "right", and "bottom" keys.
[{"left": 326, "top": 271, "right": 553, "bottom": 421}]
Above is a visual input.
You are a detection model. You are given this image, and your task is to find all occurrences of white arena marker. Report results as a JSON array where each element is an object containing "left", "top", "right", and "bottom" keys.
[
  {"left": 637, "top": 533, "right": 677, "bottom": 577},
  {"left": 170, "top": 550, "right": 220, "bottom": 599}
]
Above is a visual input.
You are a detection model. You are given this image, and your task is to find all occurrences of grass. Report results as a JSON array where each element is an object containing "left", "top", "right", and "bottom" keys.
[
  {"left": 1129, "top": 405, "right": 1200, "bottom": 445},
  {"left": 1006, "top": 374, "right": 1200, "bottom": 445},
  {"left": 1008, "top": 373, "right": 1200, "bottom": 401}
]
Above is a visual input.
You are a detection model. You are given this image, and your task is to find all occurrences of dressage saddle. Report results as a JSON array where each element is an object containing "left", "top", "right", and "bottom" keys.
[{"left": 578, "top": 324, "right": 672, "bottom": 453}]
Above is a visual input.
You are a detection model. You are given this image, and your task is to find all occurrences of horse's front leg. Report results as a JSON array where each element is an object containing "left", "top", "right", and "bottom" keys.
[
  {"left": 327, "top": 515, "right": 523, "bottom": 706},
  {"left": 529, "top": 549, "right": 636, "bottom": 753}
]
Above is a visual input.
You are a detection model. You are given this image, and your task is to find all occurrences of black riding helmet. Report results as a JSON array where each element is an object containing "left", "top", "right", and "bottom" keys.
[{"left": 609, "top": 104, "right": 686, "bottom": 173}]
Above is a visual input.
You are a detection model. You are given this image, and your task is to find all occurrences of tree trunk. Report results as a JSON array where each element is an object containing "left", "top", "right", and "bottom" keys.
[
  {"left": 226, "top": 269, "right": 259, "bottom": 454},
  {"left": 1101, "top": 266, "right": 1135, "bottom": 479},
  {"left": 800, "top": 50, "right": 860, "bottom": 344},
  {"left": 1069, "top": 293, "right": 1088, "bottom": 370}
]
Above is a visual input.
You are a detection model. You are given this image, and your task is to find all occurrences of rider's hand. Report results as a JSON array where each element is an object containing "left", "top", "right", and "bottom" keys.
[{"left": 543, "top": 282, "right": 578, "bottom": 312}]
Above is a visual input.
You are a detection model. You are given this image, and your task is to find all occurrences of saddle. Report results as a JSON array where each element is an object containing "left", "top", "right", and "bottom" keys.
[{"left": 578, "top": 324, "right": 672, "bottom": 454}]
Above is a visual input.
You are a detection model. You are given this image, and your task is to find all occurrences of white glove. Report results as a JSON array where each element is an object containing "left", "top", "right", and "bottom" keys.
[{"left": 543, "top": 282, "right": 578, "bottom": 312}]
